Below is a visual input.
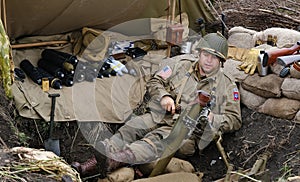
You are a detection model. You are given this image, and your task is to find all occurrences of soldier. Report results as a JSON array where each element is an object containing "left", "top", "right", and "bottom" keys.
[{"left": 72, "top": 32, "right": 242, "bottom": 177}]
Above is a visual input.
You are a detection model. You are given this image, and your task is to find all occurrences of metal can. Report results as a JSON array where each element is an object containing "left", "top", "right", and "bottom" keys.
[{"left": 257, "top": 53, "right": 268, "bottom": 76}]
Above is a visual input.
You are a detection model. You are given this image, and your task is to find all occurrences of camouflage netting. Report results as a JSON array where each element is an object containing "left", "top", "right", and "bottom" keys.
[{"left": 0, "top": 20, "right": 13, "bottom": 99}]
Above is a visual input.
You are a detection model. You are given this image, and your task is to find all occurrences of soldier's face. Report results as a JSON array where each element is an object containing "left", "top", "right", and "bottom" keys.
[{"left": 198, "top": 50, "right": 220, "bottom": 75}]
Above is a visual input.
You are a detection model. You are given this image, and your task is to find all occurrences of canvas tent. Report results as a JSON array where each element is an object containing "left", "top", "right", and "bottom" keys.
[
  {"left": 0, "top": 0, "right": 217, "bottom": 122},
  {"left": 5, "top": 0, "right": 217, "bottom": 39}
]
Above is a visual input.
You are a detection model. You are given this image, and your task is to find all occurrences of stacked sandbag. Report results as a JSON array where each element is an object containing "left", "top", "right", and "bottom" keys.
[
  {"left": 97, "top": 157, "right": 200, "bottom": 182},
  {"left": 227, "top": 27, "right": 300, "bottom": 123},
  {"left": 228, "top": 26, "right": 300, "bottom": 48},
  {"left": 238, "top": 73, "right": 299, "bottom": 121},
  {"left": 239, "top": 74, "right": 300, "bottom": 122}
]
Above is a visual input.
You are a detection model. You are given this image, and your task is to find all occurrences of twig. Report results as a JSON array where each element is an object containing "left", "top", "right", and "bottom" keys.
[
  {"left": 250, "top": 111, "right": 259, "bottom": 120},
  {"left": 286, "top": 122, "right": 296, "bottom": 141},
  {"left": 267, "top": 0, "right": 278, "bottom": 9},
  {"left": 237, "top": 7, "right": 300, "bottom": 24},
  {"left": 283, "top": 154, "right": 297, "bottom": 165},
  {"left": 278, "top": 168, "right": 293, "bottom": 181},
  {"left": 33, "top": 119, "right": 44, "bottom": 144},
  {"left": 278, "top": 5, "right": 300, "bottom": 14},
  {"left": 230, "top": 171, "right": 262, "bottom": 182},
  {"left": 70, "top": 123, "right": 80, "bottom": 152},
  {"left": 286, "top": 0, "right": 300, "bottom": 7},
  {"left": 215, "top": 0, "right": 223, "bottom": 12},
  {"left": 242, "top": 145, "right": 269, "bottom": 167},
  {"left": 0, "top": 171, "right": 26, "bottom": 182},
  {"left": 284, "top": 150, "right": 298, "bottom": 157},
  {"left": 82, "top": 173, "right": 102, "bottom": 181},
  {"left": 257, "top": 8, "right": 300, "bottom": 24},
  {"left": 0, "top": 136, "right": 8, "bottom": 149},
  {"left": 64, "top": 123, "right": 71, "bottom": 138}
]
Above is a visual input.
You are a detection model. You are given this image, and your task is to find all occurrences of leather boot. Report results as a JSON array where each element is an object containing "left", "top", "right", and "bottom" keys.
[
  {"left": 94, "top": 141, "right": 108, "bottom": 177},
  {"left": 106, "top": 149, "right": 136, "bottom": 172},
  {"left": 71, "top": 141, "right": 108, "bottom": 177},
  {"left": 71, "top": 156, "right": 98, "bottom": 176}
]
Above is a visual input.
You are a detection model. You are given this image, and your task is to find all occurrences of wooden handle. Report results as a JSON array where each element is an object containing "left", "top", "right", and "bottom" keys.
[{"left": 11, "top": 40, "right": 70, "bottom": 49}]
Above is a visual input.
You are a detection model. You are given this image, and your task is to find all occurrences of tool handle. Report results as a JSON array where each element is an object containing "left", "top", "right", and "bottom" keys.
[{"left": 48, "top": 93, "right": 60, "bottom": 137}]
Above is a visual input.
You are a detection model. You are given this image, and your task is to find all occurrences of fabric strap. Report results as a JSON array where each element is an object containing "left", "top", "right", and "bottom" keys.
[{"left": 175, "top": 62, "right": 196, "bottom": 105}]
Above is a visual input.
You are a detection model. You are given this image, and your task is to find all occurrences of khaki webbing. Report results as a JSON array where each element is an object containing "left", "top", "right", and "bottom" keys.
[{"left": 175, "top": 62, "right": 196, "bottom": 105}]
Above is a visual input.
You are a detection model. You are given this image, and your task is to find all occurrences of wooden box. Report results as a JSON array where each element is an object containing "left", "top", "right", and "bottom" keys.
[{"left": 166, "top": 24, "right": 184, "bottom": 45}]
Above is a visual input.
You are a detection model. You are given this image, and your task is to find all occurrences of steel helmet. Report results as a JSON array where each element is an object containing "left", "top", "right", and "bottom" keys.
[{"left": 196, "top": 32, "right": 228, "bottom": 62}]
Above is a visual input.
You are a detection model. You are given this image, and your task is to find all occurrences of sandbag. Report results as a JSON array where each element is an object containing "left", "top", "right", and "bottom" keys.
[
  {"left": 223, "top": 59, "right": 248, "bottom": 82},
  {"left": 228, "top": 26, "right": 300, "bottom": 49},
  {"left": 138, "top": 157, "right": 195, "bottom": 177},
  {"left": 165, "top": 157, "right": 195, "bottom": 174},
  {"left": 239, "top": 85, "right": 266, "bottom": 110},
  {"left": 287, "top": 176, "right": 300, "bottom": 182},
  {"left": 228, "top": 26, "right": 257, "bottom": 48},
  {"left": 253, "top": 27, "right": 300, "bottom": 48},
  {"left": 294, "top": 110, "right": 300, "bottom": 124},
  {"left": 132, "top": 172, "right": 202, "bottom": 182},
  {"left": 258, "top": 98, "right": 300, "bottom": 120},
  {"left": 97, "top": 167, "right": 135, "bottom": 182},
  {"left": 270, "top": 63, "right": 285, "bottom": 76},
  {"left": 281, "top": 78, "right": 300, "bottom": 101},
  {"left": 241, "top": 73, "right": 283, "bottom": 98}
]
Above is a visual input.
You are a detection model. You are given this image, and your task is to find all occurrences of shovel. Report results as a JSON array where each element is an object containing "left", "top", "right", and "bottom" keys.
[{"left": 44, "top": 93, "right": 60, "bottom": 156}]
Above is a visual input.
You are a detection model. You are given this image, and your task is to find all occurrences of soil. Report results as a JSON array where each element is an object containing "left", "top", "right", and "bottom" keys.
[{"left": 1, "top": 0, "right": 300, "bottom": 182}]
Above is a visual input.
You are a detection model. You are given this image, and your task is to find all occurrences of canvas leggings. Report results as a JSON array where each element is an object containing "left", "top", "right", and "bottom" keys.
[{"left": 102, "top": 113, "right": 174, "bottom": 165}]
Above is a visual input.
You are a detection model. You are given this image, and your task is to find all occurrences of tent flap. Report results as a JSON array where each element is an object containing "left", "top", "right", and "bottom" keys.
[{"left": 3, "top": 0, "right": 217, "bottom": 39}]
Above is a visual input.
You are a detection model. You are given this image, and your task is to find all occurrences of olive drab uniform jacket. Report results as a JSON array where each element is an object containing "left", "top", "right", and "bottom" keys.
[{"left": 146, "top": 58, "right": 242, "bottom": 134}]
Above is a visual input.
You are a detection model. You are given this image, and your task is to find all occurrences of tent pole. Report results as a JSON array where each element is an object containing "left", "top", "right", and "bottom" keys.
[
  {"left": 171, "top": 0, "right": 176, "bottom": 22},
  {"left": 1, "top": 0, "right": 7, "bottom": 32},
  {"left": 11, "top": 40, "right": 70, "bottom": 49},
  {"left": 166, "top": 0, "right": 177, "bottom": 58}
]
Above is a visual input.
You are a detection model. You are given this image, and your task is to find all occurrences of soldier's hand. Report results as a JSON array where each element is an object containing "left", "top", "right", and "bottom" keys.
[
  {"left": 239, "top": 48, "right": 261, "bottom": 75},
  {"left": 160, "top": 96, "right": 175, "bottom": 114}
]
